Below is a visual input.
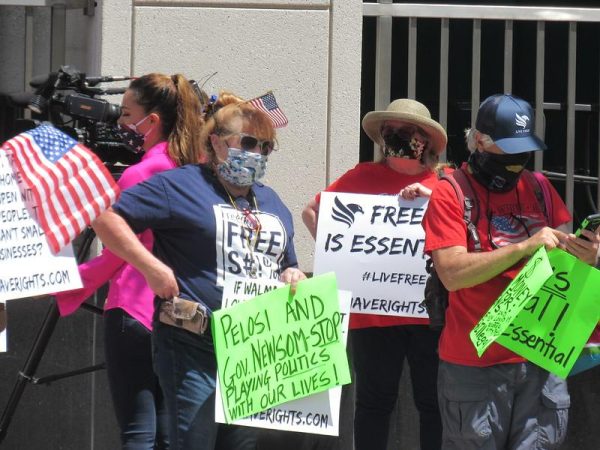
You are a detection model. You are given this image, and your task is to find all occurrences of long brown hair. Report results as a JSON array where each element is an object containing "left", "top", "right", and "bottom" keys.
[{"left": 128, "top": 73, "right": 203, "bottom": 165}]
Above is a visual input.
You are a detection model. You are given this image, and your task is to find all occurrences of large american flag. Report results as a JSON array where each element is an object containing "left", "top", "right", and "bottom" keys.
[
  {"left": 249, "top": 92, "right": 288, "bottom": 128},
  {"left": 1, "top": 125, "right": 119, "bottom": 253}
]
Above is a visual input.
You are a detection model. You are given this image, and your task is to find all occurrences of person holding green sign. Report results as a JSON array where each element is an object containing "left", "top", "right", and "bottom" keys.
[
  {"left": 91, "top": 91, "right": 305, "bottom": 450},
  {"left": 423, "top": 94, "right": 600, "bottom": 450}
]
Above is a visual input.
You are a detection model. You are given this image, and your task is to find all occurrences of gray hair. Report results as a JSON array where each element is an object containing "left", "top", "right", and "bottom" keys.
[
  {"left": 421, "top": 147, "right": 439, "bottom": 171},
  {"left": 465, "top": 128, "right": 494, "bottom": 152}
]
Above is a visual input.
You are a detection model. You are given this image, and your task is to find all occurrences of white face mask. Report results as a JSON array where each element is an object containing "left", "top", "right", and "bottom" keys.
[{"left": 217, "top": 148, "right": 268, "bottom": 186}]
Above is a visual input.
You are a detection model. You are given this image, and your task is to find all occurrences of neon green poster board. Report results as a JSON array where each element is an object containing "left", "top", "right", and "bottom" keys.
[
  {"left": 470, "top": 246, "right": 553, "bottom": 356},
  {"left": 212, "top": 272, "right": 351, "bottom": 423},
  {"left": 497, "top": 249, "right": 600, "bottom": 378}
]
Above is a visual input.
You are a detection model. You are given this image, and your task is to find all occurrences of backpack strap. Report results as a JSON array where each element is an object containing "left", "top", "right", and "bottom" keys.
[
  {"left": 527, "top": 170, "right": 554, "bottom": 225},
  {"left": 440, "top": 168, "right": 482, "bottom": 252}
]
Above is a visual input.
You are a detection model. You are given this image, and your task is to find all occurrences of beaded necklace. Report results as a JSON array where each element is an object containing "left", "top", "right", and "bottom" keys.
[{"left": 223, "top": 187, "right": 262, "bottom": 278}]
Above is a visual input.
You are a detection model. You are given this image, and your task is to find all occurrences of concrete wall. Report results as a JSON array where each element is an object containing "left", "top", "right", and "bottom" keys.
[{"left": 90, "top": 0, "right": 362, "bottom": 270}]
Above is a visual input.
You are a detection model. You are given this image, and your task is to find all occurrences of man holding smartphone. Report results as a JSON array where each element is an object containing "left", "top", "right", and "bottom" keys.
[{"left": 423, "top": 94, "right": 600, "bottom": 450}]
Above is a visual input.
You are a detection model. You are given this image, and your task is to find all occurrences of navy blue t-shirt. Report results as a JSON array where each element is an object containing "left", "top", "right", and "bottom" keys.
[{"left": 112, "top": 164, "right": 298, "bottom": 312}]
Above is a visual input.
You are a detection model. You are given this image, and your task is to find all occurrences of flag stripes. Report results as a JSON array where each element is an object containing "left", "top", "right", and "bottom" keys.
[{"left": 2, "top": 125, "right": 119, "bottom": 253}]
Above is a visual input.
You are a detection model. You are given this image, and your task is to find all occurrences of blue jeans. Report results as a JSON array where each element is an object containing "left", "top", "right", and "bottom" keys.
[
  {"left": 152, "top": 322, "right": 257, "bottom": 450},
  {"left": 352, "top": 325, "right": 442, "bottom": 450},
  {"left": 104, "top": 308, "right": 169, "bottom": 449}
]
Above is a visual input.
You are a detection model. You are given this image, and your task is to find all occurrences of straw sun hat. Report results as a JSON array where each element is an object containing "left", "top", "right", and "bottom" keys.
[{"left": 362, "top": 99, "right": 448, "bottom": 154}]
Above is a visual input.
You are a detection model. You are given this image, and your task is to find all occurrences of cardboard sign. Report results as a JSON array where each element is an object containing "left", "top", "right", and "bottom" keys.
[
  {"left": 0, "top": 152, "right": 81, "bottom": 301},
  {"left": 497, "top": 249, "right": 600, "bottom": 378},
  {"left": 215, "top": 276, "right": 351, "bottom": 435},
  {"left": 314, "top": 192, "right": 429, "bottom": 318},
  {"left": 212, "top": 272, "right": 351, "bottom": 424}
]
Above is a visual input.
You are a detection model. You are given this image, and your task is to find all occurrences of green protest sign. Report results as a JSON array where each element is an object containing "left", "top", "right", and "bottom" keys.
[
  {"left": 212, "top": 272, "right": 351, "bottom": 423},
  {"left": 470, "top": 246, "right": 553, "bottom": 356},
  {"left": 497, "top": 249, "right": 600, "bottom": 378}
]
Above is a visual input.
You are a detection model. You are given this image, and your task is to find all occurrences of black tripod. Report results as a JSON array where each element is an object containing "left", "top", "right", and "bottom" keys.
[{"left": 0, "top": 228, "right": 106, "bottom": 444}]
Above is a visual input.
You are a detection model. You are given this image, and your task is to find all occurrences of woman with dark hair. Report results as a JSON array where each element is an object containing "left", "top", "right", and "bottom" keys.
[
  {"left": 90, "top": 91, "right": 305, "bottom": 450},
  {"left": 55, "top": 72, "right": 204, "bottom": 449}
]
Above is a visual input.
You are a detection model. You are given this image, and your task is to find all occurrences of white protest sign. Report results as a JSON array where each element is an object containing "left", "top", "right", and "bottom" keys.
[
  {"left": 314, "top": 192, "right": 429, "bottom": 318},
  {"left": 215, "top": 276, "right": 351, "bottom": 436},
  {"left": 0, "top": 152, "right": 81, "bottom": 301}
]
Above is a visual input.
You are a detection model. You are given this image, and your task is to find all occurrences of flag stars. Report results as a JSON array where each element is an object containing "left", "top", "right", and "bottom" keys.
[{"left": 29, "top": 125, "right": 76, "bottom": 163}]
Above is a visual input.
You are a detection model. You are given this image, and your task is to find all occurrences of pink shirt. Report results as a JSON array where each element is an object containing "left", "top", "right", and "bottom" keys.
[{"left": 55, "top": 142, "right": 176, "bottom": 330}]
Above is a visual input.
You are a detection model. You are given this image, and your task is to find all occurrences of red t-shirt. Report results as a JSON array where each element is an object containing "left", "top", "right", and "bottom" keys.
[
  {"left": 315, "top": 161, "right": 445, "bottom": 329},
  {"left": 422, "top": 164, "right": 571, "bottom": 366}
]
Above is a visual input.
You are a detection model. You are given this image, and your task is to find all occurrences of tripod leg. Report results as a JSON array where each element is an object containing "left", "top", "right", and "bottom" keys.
[
  {"left": 0, "top": 229, "right": 101, "bottom": 443},
  {"left": 0, "top": 299, "right": 60, "bottom": 443}
]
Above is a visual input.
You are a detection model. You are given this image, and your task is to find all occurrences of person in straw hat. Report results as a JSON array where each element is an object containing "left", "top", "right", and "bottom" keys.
[{"left": 302, "top": 98, "right": 448, "bottom": 450}]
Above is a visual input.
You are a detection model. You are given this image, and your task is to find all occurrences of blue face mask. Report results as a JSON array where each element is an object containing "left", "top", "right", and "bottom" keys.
[{"left": 217, "top": 148, "right": 268, "bottom": 186}]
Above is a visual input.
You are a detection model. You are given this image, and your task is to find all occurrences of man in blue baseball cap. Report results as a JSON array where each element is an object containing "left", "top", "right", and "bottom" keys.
[{"left": 422, "top": 94, "right": 600, "bottom": 449}]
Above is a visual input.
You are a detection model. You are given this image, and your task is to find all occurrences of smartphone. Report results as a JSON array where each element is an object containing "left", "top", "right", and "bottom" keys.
[{"left": 575, "top": 213, "right": 600, "bottom": 240}]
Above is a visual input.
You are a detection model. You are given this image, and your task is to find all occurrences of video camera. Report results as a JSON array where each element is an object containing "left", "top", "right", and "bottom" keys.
[{"left": 5, "top": 65, "right": 140, "bottom": 167}]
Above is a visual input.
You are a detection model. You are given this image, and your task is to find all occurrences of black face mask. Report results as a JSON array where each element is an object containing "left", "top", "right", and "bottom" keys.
[
  {"left": 381, "top": 128, "right": 428, "bottom": 162},
  {"left": 468, "top": 150, "right": 531, "bottom": 192}
]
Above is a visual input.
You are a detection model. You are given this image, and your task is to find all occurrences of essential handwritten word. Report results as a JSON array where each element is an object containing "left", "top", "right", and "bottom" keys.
[
  {"left": 501, "top": 325, "right": 575, "bottom": 368},
  {"left": 0, "top": 270, "right": 70, "bottom": 293},
  {"left": 362, "top": 271, "right": 426, "bottom": 285},
  {"left": 369, "top": 205, "right": 425, "bottom": 226},
  {"left": 250, "top": 408, "right": 330, "bottom": 428},
  {"left": 351, "top": 297, "right": 425, "bottom": 315}
]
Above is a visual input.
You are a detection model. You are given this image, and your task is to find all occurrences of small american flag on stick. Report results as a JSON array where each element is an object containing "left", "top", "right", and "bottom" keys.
[
  {"left": 1, "top": 124, "right": 120, "bottom": 253},
  {"left": 249, "top": 91, "right": 288, "bottom": 128}
]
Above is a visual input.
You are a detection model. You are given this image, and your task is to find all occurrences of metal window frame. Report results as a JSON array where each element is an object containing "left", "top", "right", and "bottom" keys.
[{"left": 364, "top": 2, "right": 600, "bottom": 216}]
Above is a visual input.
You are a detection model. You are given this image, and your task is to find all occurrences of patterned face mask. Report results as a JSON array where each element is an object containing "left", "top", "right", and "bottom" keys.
[
  {"left": 116, "top": 115, "right": 152, "bottom": 154},
  {"left": 217, "top": 148, "right": 268, "bottom": 186},
  {"left": 381, "top": 127, "right": 428, "bottom": 161}
]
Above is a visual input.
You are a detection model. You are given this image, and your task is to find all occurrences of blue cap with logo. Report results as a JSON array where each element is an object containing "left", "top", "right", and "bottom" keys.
[{"left": 475, "top": 94, "right": 547, "bottom": 154}]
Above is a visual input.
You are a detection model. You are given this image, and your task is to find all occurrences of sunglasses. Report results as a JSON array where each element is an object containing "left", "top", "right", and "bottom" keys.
[{"left": 229, "top": 133, "right": 275, "bottom": 156}]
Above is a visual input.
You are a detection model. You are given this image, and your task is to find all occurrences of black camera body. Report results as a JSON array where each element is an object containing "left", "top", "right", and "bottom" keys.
[{"left": 6, "top": 65, "right": 140, "bottom": 168}]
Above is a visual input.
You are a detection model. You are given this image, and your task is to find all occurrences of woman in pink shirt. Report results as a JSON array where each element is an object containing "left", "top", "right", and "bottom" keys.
[{"left": 55, "top": 73, "right": 204, "bottom": 449}]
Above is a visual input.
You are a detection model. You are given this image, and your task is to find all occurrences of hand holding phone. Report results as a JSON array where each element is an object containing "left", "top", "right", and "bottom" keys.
[{"left": 575, "top": 213, "right": 600, "bottom": 241}]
